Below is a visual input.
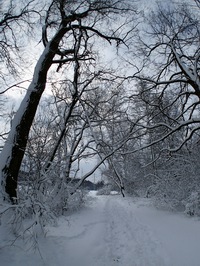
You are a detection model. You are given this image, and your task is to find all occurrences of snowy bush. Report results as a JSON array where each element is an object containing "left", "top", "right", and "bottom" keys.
[
  {"left": 66, "top": 189, "right": 86, "bottom": 212},
  {"left": 0, "top": 200, "right": 52, "bottom": 252},
  {"left": 0, "top": 172, "right": 87, "bottom": 251},
  {"left": 96, "top": 184, "right": 112, "bottom": 195},
  {"left": 184, "top": 192, "right": 200, "bottom": 216}
]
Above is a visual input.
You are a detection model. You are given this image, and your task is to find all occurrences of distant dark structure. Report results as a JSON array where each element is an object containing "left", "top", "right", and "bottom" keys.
[
  {"left": 18, "top": 171, "right": 104, "bottom": 191},
  {"left": 66, "top": 178, "right": 105, "bottom": 191}
]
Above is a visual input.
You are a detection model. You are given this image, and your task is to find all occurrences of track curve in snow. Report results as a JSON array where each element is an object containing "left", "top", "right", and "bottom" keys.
[{"left": 2, "top": 193, "right": 200, "bottom": 266}]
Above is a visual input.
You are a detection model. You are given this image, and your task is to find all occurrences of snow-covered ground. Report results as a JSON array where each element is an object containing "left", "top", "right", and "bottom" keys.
[{"left": 1, "top": 192, "right": 200, "bottom": 266}]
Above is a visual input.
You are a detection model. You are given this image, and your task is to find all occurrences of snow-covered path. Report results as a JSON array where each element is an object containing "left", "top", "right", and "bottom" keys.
[{"left": 1, "top": 193, "right": 200, "bottom": 266}]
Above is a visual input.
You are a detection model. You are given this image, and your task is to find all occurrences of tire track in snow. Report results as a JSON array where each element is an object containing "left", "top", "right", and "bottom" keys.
[
  {"left": 103, "top": 196, "right": 171, "bottom": 266},
  {"left": 2, "top": 194, "right": 200, "bottom": 266},
  {"left": 38, "top": 194, "right": 172, "bottom": 266}
]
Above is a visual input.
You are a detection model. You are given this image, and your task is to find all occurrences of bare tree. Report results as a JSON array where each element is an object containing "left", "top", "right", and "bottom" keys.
[
  {"left": 114, "top": 1, "right": 200, "bottom": 209},
  {"left": 0, "top": 0, "right": 135, "bottom": 202},
  {"left": 0, "top": 1, "right": 41, "bottom": 148},
  {"left": 0, "top": 0, "right": 42, "bottom": 86},
  {"left": 126, "top": 1, "right": 200, "bottom": 153}
]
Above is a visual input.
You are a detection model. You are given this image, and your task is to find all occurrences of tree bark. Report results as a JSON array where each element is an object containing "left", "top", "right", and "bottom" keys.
[
  {"left": 0, "top": 1, "right": 128, "bottom": 202},
  {"left": 0, "top": 33, "right": 64, "bottom": 203}
]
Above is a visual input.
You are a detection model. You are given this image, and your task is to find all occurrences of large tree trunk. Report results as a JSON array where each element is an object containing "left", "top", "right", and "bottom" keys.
[
  {"left": 0, "top": 37, "right": 62, "bottom": 203},
  {"left": 0, "top": 1, "right": 127, "bottom": 202}
]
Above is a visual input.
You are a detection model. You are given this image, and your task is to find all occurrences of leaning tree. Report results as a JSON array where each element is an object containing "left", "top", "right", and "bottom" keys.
[{"left": 0, "top": 0, "right": 135, "bottom": 203}]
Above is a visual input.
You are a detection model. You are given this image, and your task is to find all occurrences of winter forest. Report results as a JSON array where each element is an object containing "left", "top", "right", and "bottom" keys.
[{"left": 1, "top": 0, "right": 200, "bottom": 265}]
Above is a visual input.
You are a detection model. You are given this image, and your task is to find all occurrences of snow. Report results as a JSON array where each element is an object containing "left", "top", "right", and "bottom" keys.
[
  {"left": 1, "top": 192, "right": 200, "bottom": 266},
  {"left": 0, "top": 39, "right": 53, "bottom": 188}
]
